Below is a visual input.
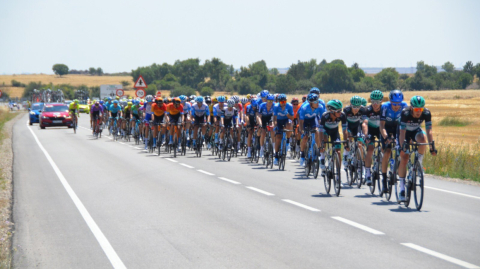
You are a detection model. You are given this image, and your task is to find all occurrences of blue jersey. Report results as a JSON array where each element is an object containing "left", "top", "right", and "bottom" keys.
[
  {"left": 301, "top": 99, "right": 326, "bottom": 111},
  {"left": 109, "top": 104, "right": 122, "bottom": 113},
  {"left": 380, "top": 101, "right": 408, "bottom": 129},
  {"left": 191, "top": 103, "right": 210, "bottom": 117},
  {"left": 298, "top": 103, "right": 325, "bottom": 120},
  {"left": 182, "top": 102, "right": 192, "bottom": 115},
  {"left": 246, "top": 104, "right": 257, "bottom": 117},
  {"left": 258, "top": 102, "right": 274, "bottom": 116},
  {"left": 104, "top": 101, "right": 112, "bottom": 111},
  {"left": 256, "top": 99, "right": 265, "bottom": 110},
  {"left": 273, "top": 103, "right": 294, "bottom": 120}
]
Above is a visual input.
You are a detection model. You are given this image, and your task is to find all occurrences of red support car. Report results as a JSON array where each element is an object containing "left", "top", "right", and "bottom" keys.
[{"left": 39, "top": 103, "right": 74, "bottom": 129}]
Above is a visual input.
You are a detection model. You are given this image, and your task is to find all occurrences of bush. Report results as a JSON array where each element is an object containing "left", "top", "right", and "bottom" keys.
[
  {"left": 11, "top": 80, "right": 26, "bottom": 87},
  {"left": 438, "top": 117, "right": 471, "bottom": 127},
  {"left": 146, "top": 84, "right": 158, "bottom": 96},
  {"left": 170, "top": 85, "right": 196, "bottom": 97},
  {"left": 200, "top": 87, "right": 214, "bottom": 97},
  {"left": 121, "top": 80, "right": 131, "bottom": 87}
]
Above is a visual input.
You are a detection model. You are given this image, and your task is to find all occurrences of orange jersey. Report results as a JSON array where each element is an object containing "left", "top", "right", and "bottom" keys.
[
  {"left": 152, "top": 103, "right": 167, "bottom": 116},
  {"left": 292, "top": 105, "right": 300, "bottom": 118},
  {"left": 166, "top": 103, "right": 184, "bottom": 116}
]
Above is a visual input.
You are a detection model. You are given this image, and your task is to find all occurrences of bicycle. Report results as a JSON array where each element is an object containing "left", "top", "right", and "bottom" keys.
[
  {"left": 303, "top": 126, "right": 319, "bottom": 178},
  {"left": 262, "top": 126, "right": 274, "bottom": 169},
  {"left": 396, "top": 141, "right": 435, "bottom": 211},
  {"left": 367, "top": 139, "right": 383, "bottom": 196},
  {"left": 195, "top": 124, "right": 205, "bottom": 158},
  {"left": 278, "top": 129, "right": 293, "bottom": 171},
  {"left": 133, "top": 118, "right": 141, "bottom": 145},
  {"left": 92, "top": 114, "right": 102, "bottom": 139},
  {"left": 344, "top": 136, "right": 365, "bottom": 188},
  {"left": 71, "top": 109, "right": 78, "bottom": 134},
  {"left": 322, "top": 139, "right": 347, "bottom": 196},
  {"left": 385, "top": 134, "right": 400, "bottom": 201}
]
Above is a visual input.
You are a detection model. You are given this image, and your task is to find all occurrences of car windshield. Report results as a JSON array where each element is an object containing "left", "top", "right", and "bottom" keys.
[
  {"left": 44, "top": 106, "right": 68, "bottom": 112},
  {"left": 32, "top": 104, "right": 44, "bottom": 110}
]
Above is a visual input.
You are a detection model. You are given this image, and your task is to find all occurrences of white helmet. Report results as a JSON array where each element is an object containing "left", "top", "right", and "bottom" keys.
[{"left": 227, "top": 99, "right": 235, "bottom": 106}]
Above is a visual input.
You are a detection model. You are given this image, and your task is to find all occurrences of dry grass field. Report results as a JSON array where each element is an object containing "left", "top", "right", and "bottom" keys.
[{"left": 0, "top": 74, "right": 131, "bottom": 88}]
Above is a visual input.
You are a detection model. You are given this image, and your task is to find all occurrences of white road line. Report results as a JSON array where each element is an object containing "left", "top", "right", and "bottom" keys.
[
  {"left": 425, "top": 186, "right": 480, "bottom": 200},
  {"left": 218, "top": 177, "right": 241, "bottom": 185},
  {"left": 135, "top": 147, "right": 142, "bottom": 149},
  {"left": 165, "top": 158, "right": 178, "bottom": 163},
  {"left": 282, "top": 199, "right": 320, "bottom": 212},
  {"left": 331, "top": 216, "right": 384, "bottom": 235},
  {"left": 180, "top": 163, "right": 194, "bottom": 168},
  {"left": 198, "top": 170, "right": 215, "bottom": 176},
  {"left": 26, "top": 122, "right": 126, "bottom": 269},
  {"left": 246, "top": 187, "right": 275, "bottom": 196},
  {"left": 119, "top": 142, "right": 125, "bottom": 145},
  {"left": 401, "top": 243, "right": 480, "bottom": 269}
]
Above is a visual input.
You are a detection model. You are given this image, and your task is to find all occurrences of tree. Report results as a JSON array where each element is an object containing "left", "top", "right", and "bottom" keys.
[
  {"left": 170, "top": 85, "right": 196, "bottom": 97},
  {"left": 97, "top": 67, "right": 104, "bottom": 76},
  {"left": 269, "top": 68, "right": 279, "bottom": 75},
  {"left": 89, "top": 67, "right": 97, "bottom": 75},
  {"left": 172, "top": 58, "right": 204, "bottom": 88},
  {"left": 416, "top": 61, "right": 426, "bottom": 73},
  {"left": 312, "top": 63, "right": 353, "bottom": 93},
  {"left": 349, "top": 67, "right": 365, "bottom": 82},
  {"left": 296, "top": 79, "right": 314, "bottom": 93},
  {"left": 52, "top": 64, "right": 69, "bottom": 77},
  {"left": 145, "top": 84, "right": 158, "bottom": 96},
  {"left": 457, "top": 72, "right": 473, "bottom": 89},
  {"left": 442, "top": 61, "right": 455, "bottom": 73},
  {"left": 375, "top": 68, "right": 399, "bottom": 91},
  {"left": 351, "top": 63, "right": 359, "bottom": 69},
  {"left": 131, "top": 67, "right": 155, "bottom": 85},
  {"left": 474, "top": 63, "right": 480, "bottom": 82},
  {"left": 89, "top": 86, "right": 100, "bottom": 98},
  {"left": 275, "top": 74, "right": 297, "bottom": 93},
  {"left": 463, "top": 61, "right": 474, "bottom": 75},
  {"left": 121, "top": 80, "right": 130, "bottom": 87},
  {"left": 200, "top": 87, "right": 214, "bottom": 96},
  {"left": 287, "top": 61, "right": 306, "bottom": 81},
  {"left": 399, "top": 74, "right": 409, "bottom": 80}
]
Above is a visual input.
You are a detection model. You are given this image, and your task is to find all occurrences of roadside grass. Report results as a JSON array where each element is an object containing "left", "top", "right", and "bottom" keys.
[
  {"left": 424, "top": 140, "right": 480, "bottom": 182},
  {"left": 0, "top": 106, "right": 16, "bottom": 269},
  {"left": 438, "top": 117, "right": 472, "bottom": 127}
]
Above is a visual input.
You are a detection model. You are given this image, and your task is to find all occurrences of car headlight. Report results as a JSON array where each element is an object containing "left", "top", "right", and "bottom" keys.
[
  {"left": 41, "top": 116, "right": 49, "bottom": 119},
  {"left": 30, "top": 111, "right": 35, "bottom": 115},
  {"left": 65, "top": 116, "right": 72, "bottom": 119}
]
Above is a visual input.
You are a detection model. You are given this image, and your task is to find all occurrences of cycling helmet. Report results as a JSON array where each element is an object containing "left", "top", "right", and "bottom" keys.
[
  {"left": 74, "top": 99, "right": 79, "bottom": 104},
  {"left": 389, "top": 89, "right": 404, "bottom": 102},
  {"left": 115, "top": 96, "right": 120, "bottom": 100},
  {"left": 227, "top": 99, "right": 235, "bottom": 106},
  {"left": 173, "top": 97, "right": 181, "bottom": 103},
  {"left": 277, "top": 94, "right": 287, "bottom": 102},
  {"left": 266, "top": 94, "right": 275, "bottom": 101},
  {"left": 127, "top": 102, "right": 133, "bottom": 106},
  {"left": 257, "top": 93, "right": 261, "bottom": 98},
  {"left": 307, "top": 93, "right": 318, "bottom": 102},
  {"left": 260, "top": 90, "right": 269, "bottom": 98},
  {"left": 361, "top": 97, "right": 367, "bottom": 106},
  {"left": 240, "top": 97, "right": 248, "bottom": 104},
  {"left": 291, "top": 97, "right": 299, "bottom": 102},
  {"left": 107, "top": 97, "right": 112, "bottom": 101},
  {"left": 212, "top": 97, "right": 218, "bottom": 102},
  {"left": 251, "top": 99, "right": 257, "bottom": 106},
  {"left": 350, "top": 96, "right": 363, "bottom": 106},
  {"left": 327, "top": 99, "right": 343, "bottom": 111},
  {"left": 205, "top": 96, "right": 211, "bottom": 103},
  {"left": 370, "top": 90, "right": 384, "bottom": 101},
  {"left": 155, "top": 97, "right": 163, "bottom": 102},
  {"left": 190, "top": 95, "right": 196, "bottom": 101},
  {"left": 309, "top": 87, "right": 320, "bottom": 95},
  {"left": 99, "top": 100, "right": 104, "bottom": 105},
  {"left": 410, "top": 96, "right": 425, "bottom": 108},
  {"left": 95, "top": 101, "right": 99, "bottom": 105},
  {"left": 145, "top": 95, "right": 154, "bottom": 102},
  {"left": 231, "top": 95, "right": 239, "bottom": 103},
  {"left": 217, "top": 96, "right": 226, "bottom": 103},
  {"left": 246, "top": 94, "right": 251, "bottom": 99},
  {"left": 113, "top": 100, "right": 119, "bottom": 104},
  {"left": 179, "top": 95, "right": 187, "bottom": 102},
  {"left": 302, "top": 95, "right": 307, "bottom": 101},
  {"left": 196, "top": 96, "right": 204, "bottom": 103}
]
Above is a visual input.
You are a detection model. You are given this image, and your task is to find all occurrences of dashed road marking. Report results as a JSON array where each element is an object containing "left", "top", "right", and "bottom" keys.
[
  {"left": 332, "top": 216, "right": 384, "bottom": 235},
  {"left": 165, "top": 158, "right": 178, "bottom": 163},
  {"left": 218, "top": 177, "right": 241, "bottom": 185},
  {"left": 282, "top": 199, "right": 320, "bottom": 212},
  {"left": 198, "top": 170, "right": 215, "bottom": 176},
  {"left": 180, "top": 163, "right": 194, "bottom": 168},
  {"left": 401, "top": 243, "right": 479, "bottom": 269},
  {"left": 246, "top": 187, "right": 274, "bottom": 196}
]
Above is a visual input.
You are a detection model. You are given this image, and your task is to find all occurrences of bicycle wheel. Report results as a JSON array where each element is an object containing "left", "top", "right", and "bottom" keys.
[
  {"left": 323, "top": 160, "right": 331, "bottom": 194},
  {"left": 73, "top": 117, "right": 77, "bottom": 134},
  {"left": 333, "top": 152, "right": 341, "bottom": 197},
  {"left": 377, "top": 151, "right": 384, "bottom": 196},
  {"left": 313, "top": 149, "right": 320, "bottom": 179},
  {"left": 386, "top": 157, "right": 395, "bottom": 202},
  {"left": 413, "top": 162, "right": 424, "bottom": 211},
  {"left": 369, "top": 156, "right": 377, "bottom": 195},
  {"left": 198, "top": 135, "right": 203, "bottom": 157},
  {"left": 268, "top": 140, "right": 274, "bottom": 169},
  {"left": 173, "top": 137, "right": 177, "bottom": 158}
]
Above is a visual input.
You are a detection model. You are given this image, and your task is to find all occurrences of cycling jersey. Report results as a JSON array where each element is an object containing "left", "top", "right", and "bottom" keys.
[
  {"left": 131, "top": 105, "right": 140, "bottom": 115},
  {"left": 166, "top": 103, "right": 184, "bottom": 116},
  {"left": 220, "top": 107, "right": 238, "bottom": 120},
  {"left": 298, "top": 103, "right": 324, "bottom": 121},
  {"left": 208, "top": 104, "right": 214, "bottom": 115},
  {"left": 400, "top": 108, "right": 432, "bottom": 131},
  {"left": 258, "top": 102, "right": 275, "bottom": 116},
  {"left": 213, "top": 104, "right": 225, "bottom": 117},
  {"left": 109, "top": 104, "right": 122, "bottom": 113},
  {"left": 273, "top": 103, "right": 294, "bottom": 120},
  {"left": 319, "top": 112, "right": 347, "bottom": 132},
  {"left": 292, "top": 105, "right": 300, "bottom": 119},
  {"left": 381, "top": 101, "right": 409, "bottom": 130},
  {"left": 69, "top": 103, "right": 79, "bottom": 111},
  {"left": 90, "top": 104, "right": 103, "bottom": 113},
  {"left": 151, "top": 103, "right": 167, "bottom": 117},
  {"left": 181, "top": 102, "right": 191, "bottom": 115},
  {"left": 344, "top": 105, "right": 366, "bottom": 134},
  {"left": 300, "top": 99, "right": 326, "bottom": 111},
  {"left": 191, "top": 103, "right": 210, "bottom": 117},
  {"left": 362, "top": 105, "right": 382, "bottom": 128},
  {"left": 245, "top": 104, "right": 257, "bottom": 117}
]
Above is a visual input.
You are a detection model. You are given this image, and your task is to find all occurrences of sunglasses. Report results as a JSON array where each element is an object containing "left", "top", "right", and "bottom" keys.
[
  {"left": 352, "top": 105, "right": 361, "bottom": 109},
  {"left": 331, "top": 109, "right": 342, "bottom": 113},
  {"left": 174, "top": 101, "right": 181, "bottom": 105},
  {"left": 267, "top": 100, "right": 274, "bottom": 103},
  {"left": 413, "top": 107, "right": 424, "bottom": 112},
  {"left": 292, "top": 102, "right": 299, "bottom": 105},
  {"left": 391, "top": 102, "right": 402, "bottom": 106},
  {"left": 280, "top": 101, "right": 287, "bottom": 104},
  {"left": 372, "top": 100, "right": 382, "bottom": 105},
  {"left": 310, "top": 100, "right": 319, "bottom": 104}
]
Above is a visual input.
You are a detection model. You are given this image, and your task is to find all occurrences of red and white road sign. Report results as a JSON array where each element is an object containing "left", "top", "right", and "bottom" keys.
[
  {"left": 156, "top": 91, "right": 162, "bottom": 97},
  {"left": 134, "top": 75, "right": 148, "bottom": 88},
  {"left": 0, "top": 90, "right": 2, "bottom": 98},
  {"left": 116, "top": 89, "right": 124, "bottom": 97},
  {"left": 135, "top": 88, "right": 146, "bottom": 98}
]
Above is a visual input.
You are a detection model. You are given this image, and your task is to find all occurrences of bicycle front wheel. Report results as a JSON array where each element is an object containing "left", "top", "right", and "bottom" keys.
[
  {"left": 413, "top": 162, "right": 424, "bottom": 211},
  {"left": 333, "top": 152, "right": 341, "bottom": 197}
]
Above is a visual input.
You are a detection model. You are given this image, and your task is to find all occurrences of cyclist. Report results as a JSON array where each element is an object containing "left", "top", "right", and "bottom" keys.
[
  {"left": 191, "top": 96, "right": 210, "bottom": 148},
  {"left": 122, "top": 102, "right": 133, "bottom": 137},
  {"left": 301, "top": 95, "right": 307, "bottom": 104},
  {"left": 361, "top": 90, "right": 384, "bottom": 185},
  {"left": 304, "top": 87, "right": 326, "bottom": 111},
  {"left": 69, "top": 99, "right": 80, "bottom": 129},
  {"left": 319, "top": 100, "right": 348, "bottom": 175},
  {"left": 291, "top": 97, "right": 301, "bottom": 155},
  {"left": 298, "top": 93, "right": 325, "bottom": 166},
  {"left": 379, "top": 89, "right": 408, "bottom": 192},
  {"left": 108, "top": 100, "right": 123, "bottom": 135},
  {"left": 256, "top": 94, "right": 275, "bottom": 158},
  {"left": 166, "top": 97, "right": 184, "bottom": 146},
  {"left": 142, "top": 95, "right": 154, "bottom": 149},
  {"left": 90, "top": 101, "right": 104, "bottom": 133},
  {"left": 213, "top": 96, "right": 226, "bottom": 146},
  {"left": 361, "top": 97, "right": 368, "bottom": 107},
  {"left": 179, "top": 95, "right": 192, "bottom": 143},
  {"left": 273, "top": 94, "right": 294, "bottom": 165},
  {"left": 219, "top": 99, "right": 239, "bottom": 150},
  {"left": 232, "top": 95, "right": 244, "bottom": 150},
  {"left": 397, "top": 96, "right": 437, "bottom": 201},
  {"left": 245, "top": 98, "right": 258, "bottom": 158},
  {"left": 343, "top": 96, "right": 367, "bottom": 168},
  {"left": 131, "top": 100, "right": 141, "bottom": 133},
  {"left": 151, "top": 97, "right": 167, "bottom": 147}
]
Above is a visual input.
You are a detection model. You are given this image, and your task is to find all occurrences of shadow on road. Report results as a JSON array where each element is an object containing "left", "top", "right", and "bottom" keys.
[{"left": 312, "top": 193, "right": 333, "bottom": 198}]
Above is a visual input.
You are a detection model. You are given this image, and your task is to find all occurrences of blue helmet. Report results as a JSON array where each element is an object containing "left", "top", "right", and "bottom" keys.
[
  {"left": 107, "top": 97, "right": 112, "bottom": 101},
  {"left": 310, "top": 87, "right": 320, "bottom": 95},
  {"left": 179, "top": 95, "right": 187, "bottom": 102},
  {"left": 196, "top": 96, "right": 204, "bottom": 103},
  {"left": 277, "top": 94, "right": 287, "bottom": 102},
  {"left": 217, "top": 96, "right": 226, "bottom": 103},
  {"left": 307, "top": 93, "right": 319, "bottom": 102},
  {"left": 113, "top": 100, "right": 119, "bottom": 104},
  {"left": 99, "top": 100, "right": 104, "bottom": 105},
  {"left": 250, "top": 99, "right": 257, "bottom": 106},
  {"left": 389, "top": 89, "right": 404, "bottom": 102},
  {"left": 266, "top": 94, "right": 275, "bottom": 101},
  {"left": 260, "top": 90, "right": 269, "bottom": 98}
]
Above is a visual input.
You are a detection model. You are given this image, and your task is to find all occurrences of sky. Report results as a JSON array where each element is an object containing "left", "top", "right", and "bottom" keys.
[{"left": 0, "top": 0, "right": 479, "bottom": 74}]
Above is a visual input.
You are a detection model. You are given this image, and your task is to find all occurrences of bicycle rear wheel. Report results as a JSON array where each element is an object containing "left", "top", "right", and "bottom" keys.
[
  {"left": 413, "top": 162, "right": 424, "bottom": 211},
  {"left": 377, "top": 151, "right": 383, "bottom": 196},
  {"left": 323, "top": 164, "right": 331, "bottom": 194},
  {"left": 268, "top": 140, "right": 274, "bottom": 169},
  {"left": 333, "top": 152, "right": 341, "bottom": 197}
]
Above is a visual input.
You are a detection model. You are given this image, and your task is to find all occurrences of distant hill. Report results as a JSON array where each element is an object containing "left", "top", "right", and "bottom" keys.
[{"left": 275, "top": 66, "right": 461, "bottom": 75}]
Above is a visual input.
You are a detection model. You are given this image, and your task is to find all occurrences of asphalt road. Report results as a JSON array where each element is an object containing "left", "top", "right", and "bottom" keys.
[{"left": 12, "top": 114, "right": 480, "bottom": 269}]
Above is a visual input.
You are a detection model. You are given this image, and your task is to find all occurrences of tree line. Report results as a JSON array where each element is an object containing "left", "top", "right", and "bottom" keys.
[
  {"left": 131, "top": 58, "right": 480, "bottom": 96},
  {"left": 22, "top": 82, "right": 100, "bottom": 100}
]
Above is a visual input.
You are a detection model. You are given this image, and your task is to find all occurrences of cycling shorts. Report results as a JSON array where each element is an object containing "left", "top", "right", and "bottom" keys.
[
  {"left": 261, "top": 115, "right": 272, "bottom": 128},
  {"left": 224, "top": 118, "right": 234, "bottom": 128},
  {"left": 92, "top": 111, "right": 100, "bottom": 119},
  {"left": 323, "top": 128, "right": 341, "bottom": 149},
  {"left": 133, "top": 114, "right": 140, "bottom": 120},
  {"left": 303, "top": 118, "right": 317, "bottom": 131},
  {"left": 405, "top": 128, "right": 426, "bottom": 143},
  {"left": 276, "top": 119, "right": 289, "bottom": 135},
  {"left": 248, "top": 115, "right": 257, "bottom": 129},
  {"left": 153, "top": 114, "right": 164, "bottom": 125},
  {"left": 366, "top": 126, "right": 380, "bottom": 145},
  {"left": 111, "top": 112, "right": 118, "bottom": 118},
  {"left": 169, "top": 114, "right": 182, "bottom": 125},
  {"left": 194, "top": 115, "right": 206, "bottom": 126}
]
